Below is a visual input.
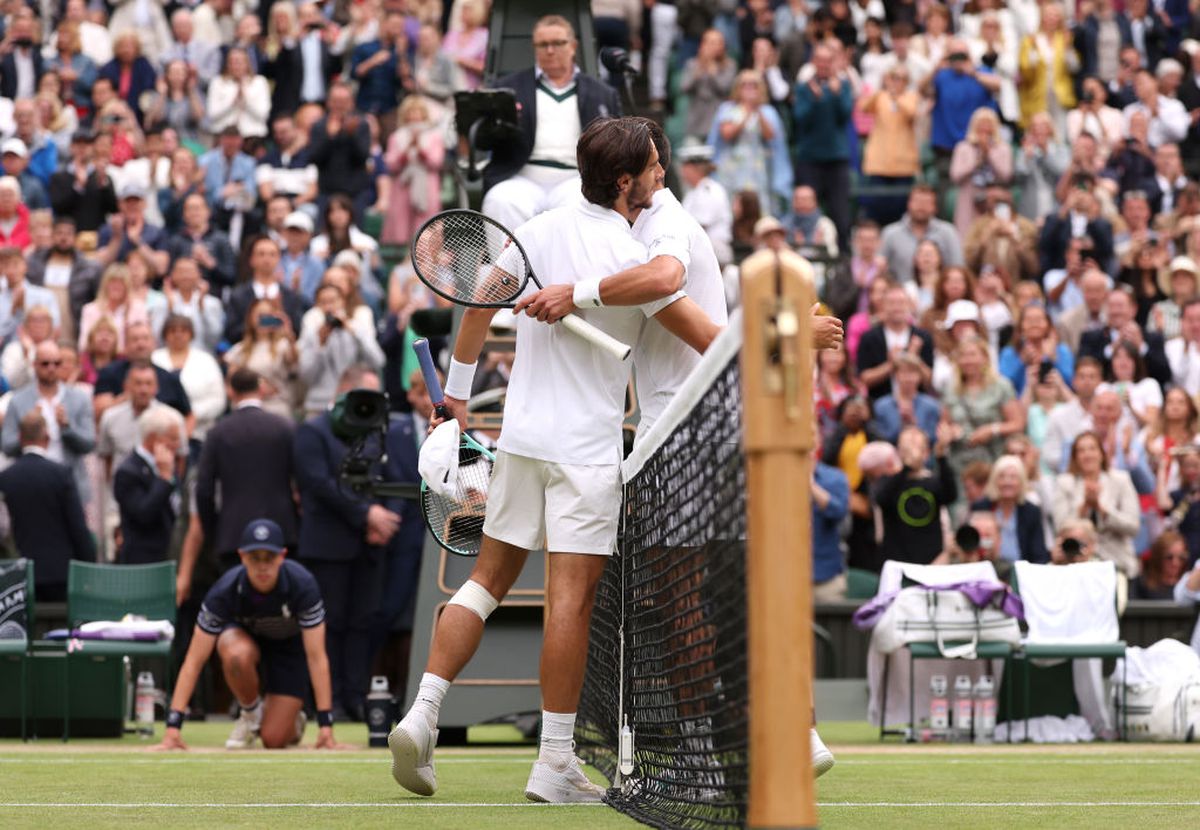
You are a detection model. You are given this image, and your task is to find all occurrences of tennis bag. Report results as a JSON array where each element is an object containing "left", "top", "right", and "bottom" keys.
[
  {"left": 871, "top": 585, "right": 1022, "bottom": 659},
  {"left": 0, "top": 558, "right": 29, "bottom": 641}
]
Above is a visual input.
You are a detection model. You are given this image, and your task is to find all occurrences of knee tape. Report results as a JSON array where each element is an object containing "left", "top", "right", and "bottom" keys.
[{"left": 447, "top": 579, "right": 499, "bottom": 622}]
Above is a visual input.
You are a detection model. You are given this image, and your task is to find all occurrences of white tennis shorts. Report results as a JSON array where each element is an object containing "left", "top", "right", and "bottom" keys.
[{"left": 482, "top": 450, "right": 621, "bottom": 555}]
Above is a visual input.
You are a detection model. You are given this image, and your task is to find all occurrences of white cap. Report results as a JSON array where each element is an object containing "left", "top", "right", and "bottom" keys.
[
  {"left": 283, "top": 211, "right": 314, "bottom": 233},
  {"left": 418, "top": 420, "right": 461, "bottom": 498},
  {"left": 1, "top": 138, "right": 26, "bottom": 158},
  {"left": 943, "top": 299, "right": 981, "bottom": 330}
]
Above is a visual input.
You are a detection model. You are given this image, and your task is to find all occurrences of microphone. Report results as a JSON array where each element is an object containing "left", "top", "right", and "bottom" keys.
[{"left": 600, "top": 47, "right": 638, "bottom": 77}]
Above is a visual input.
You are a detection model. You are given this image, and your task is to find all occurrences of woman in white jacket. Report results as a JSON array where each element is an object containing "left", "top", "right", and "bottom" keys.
[
  {"left": 152, "top": 314, "right": 228, "bottom": 442},
  {"left": 1052, "top": 431, "right": 1142, "bottom": 578},
  {"left": 206, "top": 47, "right": 271, "bottom": 138}
]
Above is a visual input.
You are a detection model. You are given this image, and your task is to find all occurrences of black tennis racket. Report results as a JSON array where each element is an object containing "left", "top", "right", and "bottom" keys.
[
  {"left": 411, "top": 209, "right": 632, "bottom": 361},
  {"left": 413, "top": 337, "right": 494, "bottom": 556}
]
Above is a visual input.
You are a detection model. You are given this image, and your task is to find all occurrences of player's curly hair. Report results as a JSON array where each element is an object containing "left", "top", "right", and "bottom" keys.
[{"left": 577, "top": 117, "right": 655, "bottom": 208}]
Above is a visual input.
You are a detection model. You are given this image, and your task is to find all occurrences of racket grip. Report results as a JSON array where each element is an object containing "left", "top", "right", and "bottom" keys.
[
  {"left": 412, "top": 338, "right": 450, "bottom": 419},
  {"left": 560, "top": 313, "right": 632, "bottom": 361}
]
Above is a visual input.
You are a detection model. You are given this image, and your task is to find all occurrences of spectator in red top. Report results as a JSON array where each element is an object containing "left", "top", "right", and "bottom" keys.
[{"left": 0, "top": 177, "right": 31, "bottom": 249}]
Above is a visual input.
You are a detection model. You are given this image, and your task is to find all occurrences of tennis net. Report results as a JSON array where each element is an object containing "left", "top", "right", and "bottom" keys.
[{"left": 577, "top": 315, "right": 748, "bottom": 830}]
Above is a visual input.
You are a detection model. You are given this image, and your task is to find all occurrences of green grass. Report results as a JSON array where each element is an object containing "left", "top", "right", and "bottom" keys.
[{"left": 3, "top": 721, "right": 1200, "bottom": 828}]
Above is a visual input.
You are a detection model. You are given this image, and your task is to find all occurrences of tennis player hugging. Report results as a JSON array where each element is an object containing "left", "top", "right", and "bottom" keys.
[{"left": 388, "top": 116, "right": 844, "bottom": 803}]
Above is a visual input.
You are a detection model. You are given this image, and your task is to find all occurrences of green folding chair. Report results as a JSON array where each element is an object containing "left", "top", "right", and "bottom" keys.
[
  {"left": 63, "top": 561, "right": 176, "bottom": 741},
  {"left": 0, "top": 558, "right": 34, "bottom": 740},
  {"left": 845, "top": 567, "right": 881, "bottom": 600},
  {"left": 1009, "top": 562, "right": 1127, "bottom": 742}
]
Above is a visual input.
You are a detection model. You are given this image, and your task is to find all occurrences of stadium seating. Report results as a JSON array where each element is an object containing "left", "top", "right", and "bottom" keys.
[{"left": 61, "top": 561, "right": 176, "bottom": 741}]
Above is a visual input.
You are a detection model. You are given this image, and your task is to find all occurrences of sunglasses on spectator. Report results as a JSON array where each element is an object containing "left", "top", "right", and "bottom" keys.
[{"left": 534, "top": 39, "right": 570, "bottom": 51}]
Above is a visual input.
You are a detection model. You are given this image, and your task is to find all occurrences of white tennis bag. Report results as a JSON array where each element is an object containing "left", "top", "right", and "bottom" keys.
[
  {"left": 1116, "top": 640, "right": 1200, "bottom": 742},
  {"left": 871, "top": 586, "right": 1022, "bottom": 659}
]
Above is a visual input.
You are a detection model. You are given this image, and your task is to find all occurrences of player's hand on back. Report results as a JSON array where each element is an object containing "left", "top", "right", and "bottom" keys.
[
  {"left": 810, "top": 304, "right": 845, "bottom": 351},
  {"left": 151, "top": 728, "right": 188, "bottom": 751},
  {"left": 513, "top": 284, "right": 576, "bottom": 323}
]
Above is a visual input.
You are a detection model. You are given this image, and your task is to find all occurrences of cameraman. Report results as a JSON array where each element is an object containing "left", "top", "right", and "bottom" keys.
[
  {"left": 934, "top": 512, "right": 1008, "bottom": 581},
  {"left": 293, "top": 366, "right": 420, "bottom": 721},
  {"left": 297, "top": 284, "right": 384, "bottom": 418},
  {"left": 1051, "top": 519, "right": 1098, "bottom": 565}
]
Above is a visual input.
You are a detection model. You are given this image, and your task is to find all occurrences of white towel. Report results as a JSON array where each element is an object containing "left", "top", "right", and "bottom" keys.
[{"left": 1015, "top": 561, "right": 1119, "bottom": 644}]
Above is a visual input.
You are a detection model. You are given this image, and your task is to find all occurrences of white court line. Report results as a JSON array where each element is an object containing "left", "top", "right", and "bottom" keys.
[
  {"left": 834, "top": 758, "right": 1200, "bottom": 766},
  {"left": 0, "top": 802, "right": 606, "bottom": 809},
  {"left": 3, "top": 801, "right": 1200, "bottom": 810},
  {"left": 0, "top": 757, "right": 526, "bottom": 763},
  {"left": 822, "top": 802, "right": 1200, "bottom": 808}
]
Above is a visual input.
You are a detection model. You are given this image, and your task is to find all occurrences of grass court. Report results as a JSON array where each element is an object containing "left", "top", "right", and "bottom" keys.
[{"left": 3, "top": 721, "right": 1198, "bottom": 829}]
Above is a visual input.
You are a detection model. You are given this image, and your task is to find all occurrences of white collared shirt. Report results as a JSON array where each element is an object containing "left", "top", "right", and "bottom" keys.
[
  {"left": 14, "top": 48, "right": 34, "bottom": 100},
  {"left": 1167, "top": 337, "right": 1200, "bottom": 396},
  {"left": 252, "top": 281, "right": 281, "bottom": 301},
  {"left": 22, "top": 444, "right": 48, "bottom": 457},
  {"left": 497, "top": 201, "right": 660, "bottom": 465},
  {"left": 235, "top": 398, "right": 263, "bottom": 410},
  {"left": 35, "top": 386, "right": 64, "bottom": 462},
  {"left": 631, "top": 188, "right": 728, "bottom": 438}
]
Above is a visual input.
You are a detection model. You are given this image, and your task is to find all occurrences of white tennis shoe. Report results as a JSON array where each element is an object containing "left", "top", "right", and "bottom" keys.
[
  {"left": 524, "top": 754, "right": 606, "bottom": 803},
  {"left": 289, "top": 710, "right": 307, "bottom": 746},
  {"left": 224, "top": 707, "right": 262, "bottom": 749},
  {"left": 389, "top": 711, "right": 439, "bottom": 796},
  {"left": 811, "top": 728, "right": 835, "bottom": 778}
]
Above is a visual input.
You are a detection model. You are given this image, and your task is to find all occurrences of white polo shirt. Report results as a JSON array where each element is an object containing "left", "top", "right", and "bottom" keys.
[
  {"left": 630, "top": 189, "right": 729, "bottom": 438},
  {"left": 497, "top": 201, "right": 660, "bottom": 466}
]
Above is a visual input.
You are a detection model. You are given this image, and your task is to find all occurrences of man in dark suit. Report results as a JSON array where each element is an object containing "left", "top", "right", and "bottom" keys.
[
  {"left": 306, "top": 82, "right": 373, "bottom": 218},
  {"left": 263, "top": 1, "right": 342, "bottom": 118},
  {"left": 26, "top": 216, "right": 101, "bottom": 333},
  {"left": 477, "top": 14, "right": 621, "bottom": 230},
  {"left": 223, "top": 236, "right": 307, "bottom": 343},
  {"left": 0, "top": 410, "right": 94, "bottom": 601},
  {"left": 1038, "top": 188, "right": 1115, "bottom": 275},
  {"left": 113, "top": 408, "right": 183, "bottom": 565},
  {"left": 1079, "top": 285, "right": 1172, "bottom": 385},
  {"left": 856, "top": 283, "right": 935, "bottom": 402},
  {"left": 196, "top": 368, "right": 297, "bottom": 571},
  {"left": 293, "top": 366, "right": 411, "bottom": 719},
  {"left": 47, "top": 131, "right": 118, "bottom": 233},
  {"left": 1178, "top": 49, "right": 1200, "bottom": 174},
  {"left": 0, "top": 16, "right": 44, "bottom": 101}
]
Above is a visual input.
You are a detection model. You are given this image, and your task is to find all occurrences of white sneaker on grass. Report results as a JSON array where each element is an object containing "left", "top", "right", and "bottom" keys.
[
  {"left": 225, "top": 707, "right": 262, "bottom": 749},
  {"left": 289, "top": 711, "right": 307, "bottom": 746},
  {"left": 389, "top": 711, "right": 439, "bottom": 796},
  {"left": 524, "top": 755, "right": 606, "bottom": 803},
  {"left": 811, "top": 728, "right": 835, "bottom": 778}
]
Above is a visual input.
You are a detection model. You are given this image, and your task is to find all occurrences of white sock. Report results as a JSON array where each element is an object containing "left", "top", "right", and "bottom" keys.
[
  {"left": 410, "top": 673, "right": 450, "bottom": 728},
  {"left": 240, "top": 697, "right": 262, "bottom": 722},
  {"left": 540, "top": 710, "right": 576, "bottom": 762}
]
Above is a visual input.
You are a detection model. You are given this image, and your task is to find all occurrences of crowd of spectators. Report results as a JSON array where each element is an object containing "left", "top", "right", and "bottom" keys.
[
  {"left": 611, "top": 0, "right": 1200, "bottom": 606},
  {"left": 8, "top": 0, "right": 1200, "bottom": 709}
]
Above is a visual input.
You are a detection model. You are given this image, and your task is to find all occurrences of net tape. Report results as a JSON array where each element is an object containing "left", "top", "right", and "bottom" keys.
[
  {"left": 412, "top": 211, "right": 530, "bottom": 306},
  {"left": 578, "top": 317, "right": 748, "bottom": 830}
]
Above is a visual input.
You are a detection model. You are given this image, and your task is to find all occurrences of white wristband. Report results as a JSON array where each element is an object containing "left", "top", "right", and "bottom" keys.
[
  {"left": 444, "top": 358, "right": 477, "bottom": 401},
  {"left": 572, "top": 278, "right": 604, "bottom": 309}
]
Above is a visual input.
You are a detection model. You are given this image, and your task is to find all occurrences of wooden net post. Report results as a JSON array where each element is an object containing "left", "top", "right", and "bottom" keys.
[{"left": 740, "top": 249, "right": 819, "bottom": 829}]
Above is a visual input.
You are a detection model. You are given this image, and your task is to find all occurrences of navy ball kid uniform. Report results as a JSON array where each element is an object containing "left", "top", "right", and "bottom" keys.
[{"left": 197, "top": 560, "right": 326, "bottom": 698}]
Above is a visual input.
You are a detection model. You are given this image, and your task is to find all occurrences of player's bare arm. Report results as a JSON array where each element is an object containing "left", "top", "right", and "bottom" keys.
[
  {"left": 302, "top": 623, "right": 341, "bottom": 749},
  {"left": 654, "top": 296, "right": 723, "bottom": 355},
  {"left": 432, "top": 306, "right": 500, "bottom": 431},
  {"left": 513, "top": 255, "right": 685, "bottom": 323},
  {"left": 152, "top": 628, "right": 218, "bottom": 751}
]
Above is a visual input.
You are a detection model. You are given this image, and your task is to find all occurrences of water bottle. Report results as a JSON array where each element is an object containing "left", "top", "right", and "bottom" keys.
[
  {"left": 366, "top": 676, "right": 395, "bottom": 747},
  {"left": 974, "top": 675, "right": 997, "bottom": 744},
  {"left": 953, "top": 675, "right": 973, "bottom": 742},
  {"left": 929, "top": 674, "right": 949, "bottom": 737},
  {"left": 135, "top": 671, "right": 156, "bottom": 738}
]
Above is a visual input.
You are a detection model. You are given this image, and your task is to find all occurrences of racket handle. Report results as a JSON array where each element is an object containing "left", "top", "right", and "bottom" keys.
[
  {"left": 560, "top": 313, "right": 632, "bottom": 361},
  {"left": 412, "top": 337, "right": 450, "bottom": 420}
]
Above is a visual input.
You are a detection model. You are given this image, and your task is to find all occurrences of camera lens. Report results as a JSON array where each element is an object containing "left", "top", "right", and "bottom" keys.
[
  {"left": 1062, "top": 538, "right": 1083, "bottom": 559},
  {"left": 955, "top": 525, "right": 981, "bottom": 553}
]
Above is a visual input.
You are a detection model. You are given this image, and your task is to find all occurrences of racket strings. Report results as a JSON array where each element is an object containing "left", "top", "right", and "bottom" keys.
[
  {"left": 412, "top": 212, "right": 530, "bottom": 306},
  {"left": 421, "top": 444, "right": 495, "bottom": 556}
]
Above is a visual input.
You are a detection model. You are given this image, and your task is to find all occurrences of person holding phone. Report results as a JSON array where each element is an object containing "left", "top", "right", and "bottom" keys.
[
  {"left": 964, "top": 184, "right": 1040, "bottom": 283},
  {"left": 222, "top": 299, "right": 300, "bottom": 420}
]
